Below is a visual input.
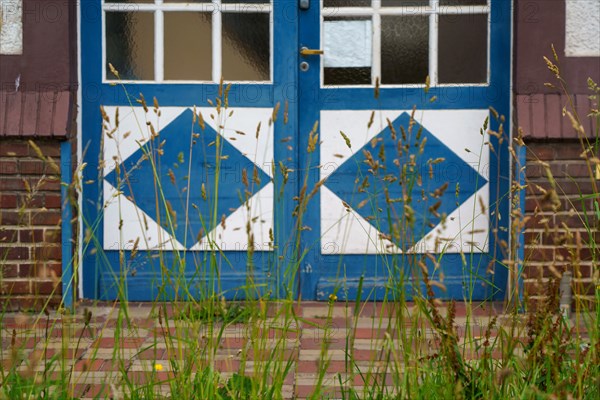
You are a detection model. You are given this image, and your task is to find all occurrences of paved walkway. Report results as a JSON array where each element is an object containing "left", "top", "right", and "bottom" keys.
[{"left": 0, "top": 301, "right": 549, "bottom": 399}]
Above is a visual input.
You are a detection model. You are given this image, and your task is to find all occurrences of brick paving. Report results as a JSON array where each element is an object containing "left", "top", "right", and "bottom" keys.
[{"left": 0, "top": 301, "right": 569, "bottom": 399}]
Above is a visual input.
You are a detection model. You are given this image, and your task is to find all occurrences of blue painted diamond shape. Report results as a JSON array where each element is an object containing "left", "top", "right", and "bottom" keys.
[
  {"left": 325, "top": 112, "right": 487, "bottom": 250},
  {"left": 105, "top": 108, "right": 271, "bottom": 248}
]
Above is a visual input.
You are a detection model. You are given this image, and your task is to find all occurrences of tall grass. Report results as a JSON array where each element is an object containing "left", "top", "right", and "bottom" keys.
[{"left": 1, "top": 53, "right": 598, "bottom": 399}]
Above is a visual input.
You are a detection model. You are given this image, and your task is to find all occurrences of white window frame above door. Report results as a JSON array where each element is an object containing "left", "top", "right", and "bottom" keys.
[
  {"left": 101, "top": 0, "right": 274, "bottom": 84},
  {"left": 320, "top": 0, "right": 492, "bottom": 88}
]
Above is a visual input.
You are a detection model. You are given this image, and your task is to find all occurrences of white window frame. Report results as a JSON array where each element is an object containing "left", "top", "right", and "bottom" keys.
[
  {"left": 101, "top": 0, "right": 273, "bottom": 84},
  {"left": 321, "top": 0, "right": 492, "bottom": 88}
]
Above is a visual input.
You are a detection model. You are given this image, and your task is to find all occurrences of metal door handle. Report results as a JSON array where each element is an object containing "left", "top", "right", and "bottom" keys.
[
  {"left": 300, "top": 47, "right": 324, "bottom": 56},
  {"left": 300, "top": 0, "right": 310, "bottom": 10}
]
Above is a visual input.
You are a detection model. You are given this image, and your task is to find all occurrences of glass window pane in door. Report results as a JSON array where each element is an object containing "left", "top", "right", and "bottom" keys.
[
  {"left": 222, "top": 13, "right": 270, "bottom": 81},
  {"left": 105, "top": 12, "right": 155, "bottom": 80},
  {"left": 323, "top": 17, "right": 372, "bottom": 85},
  {"left": 164, "top": 12, "right": 212, "bottom": 81},
  {"left": 381, "top": 15, "right": 429, "bottom": 84},
  {"left": 438, "top": 14, "right": 487, "bottom": 84}
]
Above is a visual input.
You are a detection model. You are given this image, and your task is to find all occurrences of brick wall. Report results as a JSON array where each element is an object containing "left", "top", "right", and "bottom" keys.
[
  {"left": 523, "top": 140, "right": 599, "bottom": 308},
  {"left": 0, "top": 138, "right": 63, "bottom": 310}
]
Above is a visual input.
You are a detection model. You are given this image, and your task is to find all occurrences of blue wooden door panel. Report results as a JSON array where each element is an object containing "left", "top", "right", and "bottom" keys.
[
  {"left": 297, "top": 0, "right": 512, "bottom": 301},
  {"left": 80, "top": 1, "right": 298, "bottom": 300}
]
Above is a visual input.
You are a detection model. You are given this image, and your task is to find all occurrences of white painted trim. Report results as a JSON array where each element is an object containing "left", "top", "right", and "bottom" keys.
[
  {"left": 102, "top": 3, "right": 271, "bottom": 13},
  {"left": 319, "top": 6, "right": 324, "bottom": 87},
  {"left": 321, "top": 0, "right": 490, "bottom": 88},
  {"left": 321, "top": 5, "right": 489, "bottom": 16},
  {"left": 77, "top": 0, "right": 84, "bottom": 299},
  {"left": 429, "top": 0, "right": 439, "bottom": 86},
  {"left": 487, "top": 0, "right": 492, "bottom": 84},
  {"left": 212, "top": 0, "right": 221, "bottom": 82},
  {"left": 101, "top": 4, "right": 106, "bottom": 80},
  {"left": 101, "top": 0, "right": 273, "bottom": 84},
  {"left": 372, "top": 0, "right": 381, "bottom": 85},
  {"left": 269, "top": 6, "right": 274, "bottom": 83},
  {"left": 507, "top": 0, "right": 516, "bottom": 299},
  {"left": 155, "top": 9, "right": 164, "bottom": 82}
]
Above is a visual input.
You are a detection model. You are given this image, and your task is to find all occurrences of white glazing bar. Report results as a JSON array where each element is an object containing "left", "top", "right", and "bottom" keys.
[
  {"left": 102, "top": 3, "right": 271, "bottom": 12},
  {"left": 321, "top": 5, "right": 488, "bottom": 16},
  {"left": 429, "top": 0, "right": 439, "bottom": 85},
  {"left": 155, "top": 5, "right": 164, "bottom": 82},
  {"left": 101, "top": 9, "right": 107, "bottom": 79},
  {"left": 212, "top": 0, "right": 221, "bottom": 83},
  {"left": 269, "top": 7, "right": 274, "bottom": 82},
  {"left": 372, "top": 0, "right": 381, "bottom": 85},
  {"left": 485, "top": 0, "right": 491, "bottom": 84}
]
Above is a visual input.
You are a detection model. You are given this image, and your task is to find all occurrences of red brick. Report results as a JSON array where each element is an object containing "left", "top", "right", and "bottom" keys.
[
  {"left": 19, "top": 229, "right": 45, "bottom": 243},
  {"left": 73, "top": 359, "right": 104, "bottom": 372},
  {"left": 44, "top": 229, "right": 61, "bottom": 243},
  {"left": 300, "top": 336, "right": 346, "bottom": 350},
  {"left": 560, "top": 196, "right": 597, "bottom": 212},
  {"left": 525, "top": 164, "right": 543, "bottom": 178},
  {"left": 524, "top": 281, "right": 548, "bottom": 296},
  {"left": 29, "top": 142, "right": 61, "bottom": 158},
  {"left": 0, "top": 210, "right": 31, "bottom": 226},
  {"left": 30, "top": 177, "right": 61, "bottom": 191},
  {"left": 61, "top": 349, "right": 86, "bottom": 359},
  {"left": 44, "top": 194, "right": 62, "bottom": 209},
  {"left": 2, "top": 280, "right": 31, "bottom": 295},
  {"left": 526, "top": 145, "right": 553, "bottom": 161},
  {"left": 0, "top": 228, "right": 18, "bottom": 243},
  {"left": 120, "top": 337, "right": 146, "bottom": 349},
  {"left": 46, "top": 262, "right": 62, "bottom": 277},
  {"left": 523, "top": 231, "right": 542, "bottom": 246},
  {"left": 553, "top": 163, "right": 593, "bottom": 178},
  {"left": 0, "top": 142, "right": 29, "bottom": 156},
  {"left": 524, "top": 214, "right": 552, "bottom": 229},
  {"left": 0, "top": 193, "right": 18, "bottom": 208},
  {"left": 555, "top": 246, "right": 597, "bottom": 262},
  {"left": 0, "top": 160, "right": 18, "bottom": 174},
  {"left": 523, "top": 265, "right": 542, "bottom": 280},
  {"left": 33, "top": 280, "right": 61, "bottom": 295},
  {"left": 16, "top": 263, "right": 35, "bottom": 277},
  {"left": 0, "top": 296, "right": 59, "bottom": 311},
  {"left": 1, "top": 247, "right": 29, "bottom": 260},
  {"left": 73, "top": 384, "right": 111, "bottom": 399},
  {"left": 0, "top": 177, "right": 26, "bottom": 191},
  {"left": 18, "top": 194, "right": 45, "bottom": 208},
  {"left": 31, "top": 211, "right": 61, "bottom": 226},
  {"left": 137, "top": 348, "right": 166, "bottom": 360},
  {"left": 92, "top": 338, "right": 115, "bottom": 348},
  {"left": 32, "top": 246, "right": 62, "bottom": 261},
  {"left": 525, "top": 247, "right": 554, "bottom": 262},
  {"left": 554, "top": 213, "right": 598, "bottom": 229},
  {"left": 554, "top": 145, "right": 587, "bottom": 160},
  {"left": 522, "top": 264, "right": 595, "bottom": 280},
  {"left": 1, "top": 264, "right": 19, "bottom": 278},
  {"left": 19, "top": 159, "right": 47, "bottom": 175}
]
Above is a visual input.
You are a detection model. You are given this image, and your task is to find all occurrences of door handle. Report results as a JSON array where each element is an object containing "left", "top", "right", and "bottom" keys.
[
  {"left": 300, "top": 47, "right": 324, "bottom": 56},
  {"left": 299, "top": 0, "right": 310, "bottom": 10}
]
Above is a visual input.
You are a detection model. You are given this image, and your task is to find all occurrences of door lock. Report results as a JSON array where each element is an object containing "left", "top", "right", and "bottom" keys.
[{"left": 300, "top": 61, "right": 309, "bottom": 72}]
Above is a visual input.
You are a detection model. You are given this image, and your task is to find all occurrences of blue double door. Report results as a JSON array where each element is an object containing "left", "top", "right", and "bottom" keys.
[{"left": 81, "top": 1, "right": 511, "bottom": 301}]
